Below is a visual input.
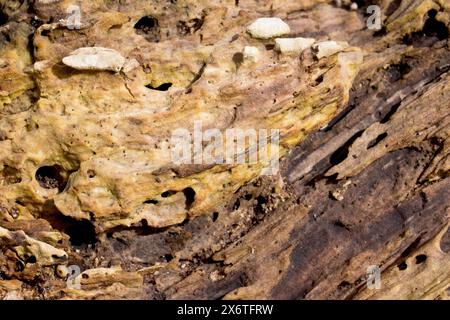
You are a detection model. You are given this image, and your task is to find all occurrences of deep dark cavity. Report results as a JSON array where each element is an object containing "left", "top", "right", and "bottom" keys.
[
  {"left": 372, "top": 27, "right": 387, "bottom": 37},
  {"left": 40, "top": 29, "right": 51, "bottom": 37},
  {"left": 337, "top": 280, "right": 350, "bottom": 290},
  {"left": 177, "top": 15, "right": 205, "bottom": 36},
  {"left": 323, "top": 173, "right": 339, "bottom": 185},
  {"left": 329, "top": 130, "right": 364, "bottom": 166},
  {"left": 146, "top": 83, "right": 173, "bottom": 91},
  {"left": 367, "top": 132, "right": 388, "bottom": 149},
  {"left": 35, "top": 165, "right": 68, "bottom": 191},
  {"left": 423, "top": 10, "right": 448, "bottom": 40},
  {"left": 65, "top": 218, "right": 97, "bottom": 246},
  {"left": 41, "top": 203, "right": 97, "bottom": 247},
  {"left": 323, "top": 102, "right": 357, "bottom": 131},
  {"left": 334, "top": 220, "right": 351, "bottom": 231},
  {"left": 15, "top": 261, "right": 25, "bottom": 272},
  {"left": 163, "top": 253, "right": 173, "bottom": 262},
  {"left": 232, "top": 52, "right": 244, "bottom": 68},
  {"left": 233, "top": 198, "right": 240, "bottom": 210},
  {"left": 402, "top": 10, "right": 449, "bottom": 46},
  {"left": 134, "top": 16, "right": 160, "bottom": 42},
  {"left": 230, "top": 34, "right": 239, "bottom": 43},
  {"left": 183, "top": 187, "right": 196, "bottom": 208},
  {"left": 161, "top": 190, "right": 177, "bottom": 198},
  {"left": 380, "top": 101, "right": 401, "bottom": 124},
  {"left": 400, "top": 237, "right": 422, "bottom": 258},
  {"left": 1, "top": 165, "right": 22, "bottom": 185},
  {"left": 254, "top": 195, "right": 268, "bottom": 214},
  {"left": 30, "top": 16, "right": 44, "bottom": 29},
  {"left": 415, "top": 254, "right": 427, "bottom": 264},
  {"left": 0, "top": 28, "right": 10, "bottom": 44},
  {"left": 397, "top": 261, "right": 407, "bottom": 270},
  {"left": 314, "top": 74, "right": 324, "bottom": 86},
  {"left": 87, "top": 169, "right": 96, "bottom": 178},
  {"left": 352, "top": 0, "right": 371, "bottom": 7},
  {"left": 25, "top": 255, "right": 37, "bottom": 264},
  {"left": 387, "top": 62, "right": 411, "bottom": 82},
  {"left": 0, "top": 10, "right": 7, "bottom": 26}
]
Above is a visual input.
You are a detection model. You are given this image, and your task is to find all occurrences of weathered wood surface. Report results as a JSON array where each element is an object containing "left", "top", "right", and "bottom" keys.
[{"left": 0, "top": 0, "right": 449, "bottom": 299}]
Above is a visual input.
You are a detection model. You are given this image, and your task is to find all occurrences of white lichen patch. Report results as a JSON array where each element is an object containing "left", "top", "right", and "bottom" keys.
[
  {"left": 274, "top": 37, "right": 316, "bottom": 54},
  {"left": 312, "top": 41, "right": 349, "bottom": 59},
  {"left": 62, "top": 47, "right": 126, "bottom": 72},
  {"left": 243, "top": 46, "right": 260, "bottom": 62},
  {"left": 247, "top": 17, "right": 290, "bottom": 39}
]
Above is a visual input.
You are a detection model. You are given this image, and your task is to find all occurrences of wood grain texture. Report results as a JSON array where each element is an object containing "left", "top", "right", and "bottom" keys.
[{"left": 0, "top": 0, "right": 449, "bottom": 300}]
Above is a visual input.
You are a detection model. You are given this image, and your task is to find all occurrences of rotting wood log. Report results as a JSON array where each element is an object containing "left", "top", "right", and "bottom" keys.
[{"left": 0, "top": 0, "right": 449, "bottom": 300}]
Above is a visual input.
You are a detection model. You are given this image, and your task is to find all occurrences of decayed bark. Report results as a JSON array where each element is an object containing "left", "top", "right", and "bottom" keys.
[{"left": 0, "top": 0, "right": 449, "bottom": 300}]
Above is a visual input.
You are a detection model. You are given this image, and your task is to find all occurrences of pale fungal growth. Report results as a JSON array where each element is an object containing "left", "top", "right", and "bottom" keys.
[
  {"left": 247, "top": 17, "right": 290, "bottom": 39},
  {"left": 243, "top": 46, "right": 260, "bottom": 62},
  {"left": 312, "top": 40, "right": 349, "bottom": 59},
  {"left": 33, "top": 60, "right": 51, "bottom": 72},
  {"left": 62, "top": 47, "right": 126, "bottom": 72},
  {"left": 274, "top": 37, "right": 316, "bottom": 54},
  {"left": 350, "top": 2, "right": 358, "bottom": 10},
  {"left": 56, "top": 265, "right": 69, "bottom": 278}
]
